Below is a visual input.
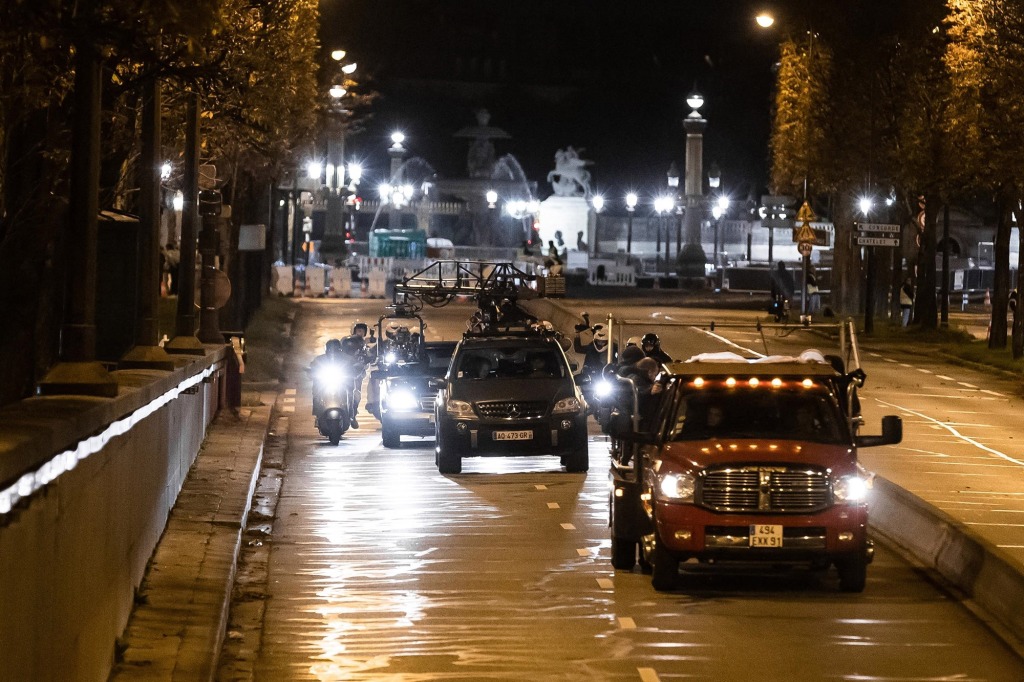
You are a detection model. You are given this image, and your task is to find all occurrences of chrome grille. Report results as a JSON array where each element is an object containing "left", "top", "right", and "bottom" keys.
[
  {"left": 475, "top": 401, "right": 547, "bottom": 419},
  {"left": 699, "top": 466, "right": 830, "bottom": 513},
  {"left": 419, "top": 395, "right": 436, "bottom": 411}
]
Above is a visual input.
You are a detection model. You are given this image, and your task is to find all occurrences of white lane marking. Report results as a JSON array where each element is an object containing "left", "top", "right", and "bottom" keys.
[
  {"left": 596, "top": 578, "right": 614, "bottom": 589},
  {"left": 282, "top": 406, "right": 295, "bottom": 413},
  {"left": 283, "top": 396, "right": 295, "bottom": 403},
  {"left": 998, "top": 545, "right": 1024, "bottom": 548},
  {"left": 638, "top": 668, "right": 661, "bottom": 682},
  {"left": 892, "top": 394, "right": 997, "bottom": 400},
  {"left": 415, "top": 548, "right": 438, "bottom": 557},
  {"left": 899, "top": 363, "right": 912, "bottom": 368},
  {"left": 936, "top": 375, "right": 955, "bottom": 380},
  {"left": 535, "top": 484, "right": 548, "bottom": 490},
  {"left": 690, "top": 328, "right": 765, "bottom": 358},
  {"left": 917, "top": 368, "right": 934, "bottom": 374},
  {"left": 876, "top": 398, "right": 1024, "bottom": 467},
  {"left": 982, "top": 389, "right": 1005, "bottom": 397},
  {"left": 577, "top": 548, "right": 591, "bottom": 556},
  {"left": 966, "top": 522, "right": 1024, "bottom": 527},
  {"left": 285, "top": 388, "right": 296, "bottom": 395},
  {"left": 958, "top": 382, "right": 979, "bottom": 389},
  {"left": 547, "top": 502, "right": 560, "bottom": 509},
  {"left": 883, "top": 358, "right": 898, "bottom": 363},
  {"left": 561, "top": 523, "right": 576, "bottom": 530},
  {"left": 619, "top": 617, "right": 637, "bottom": 629},
  {"left": 868, "top": 352, "right": 882, "bottom": 357}
]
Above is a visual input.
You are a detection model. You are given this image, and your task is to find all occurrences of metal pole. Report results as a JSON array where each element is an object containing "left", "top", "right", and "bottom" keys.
[
  {"left": 174, "top": 92, "right": 200, "bottom": 340},
  {"left": 864, "top": 247, "right": 876, "bottom": 334},
  {"left": 626, "top": 211, "right": 634, "bottom": 260},
  {"left": 941, "top": 203, "right": 950, "bottom": 327}
]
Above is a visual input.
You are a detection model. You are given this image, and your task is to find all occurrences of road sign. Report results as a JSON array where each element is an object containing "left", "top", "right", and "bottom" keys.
[
  {"left": 795, "top": 223, "right": 817, "bottom": 243},
  {"left": 856, "top": 236, "right": 900, "bottom": 247},
  {"left": 797, "top": 241, "right": 813, "bottom": 257},
  {"left": 857, "top": 222, "right": 901, "bottom": 233}
]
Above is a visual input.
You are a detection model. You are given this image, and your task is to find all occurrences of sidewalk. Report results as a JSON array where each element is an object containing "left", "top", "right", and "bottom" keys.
[{"left": 110, "top": 390, "right": 276, "bottom": 681}]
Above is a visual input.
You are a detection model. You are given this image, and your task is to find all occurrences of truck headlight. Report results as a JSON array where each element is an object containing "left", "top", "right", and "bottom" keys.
[
  {"left": 446, "top": 399, "right": 475, "bottom": 417},
  {"left": 834, "top": 474, "right": 871, "bottom": 503},
  {"left": 552, "top": 397, "right": 582, "bottom": 414},
  {"left": 658, "top": 472, "right": 695, "bottom": 502},
  {"left": 315, "top": 365, "right": 346, "bottom": 391},
  {"left": 387, "top": 389, "right": 418, "bottom": 411}
]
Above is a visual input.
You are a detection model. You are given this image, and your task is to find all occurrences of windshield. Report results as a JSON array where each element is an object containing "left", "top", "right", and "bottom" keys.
[
  {"left": 454, "top": 347, "right": 565, "bottom": 380},
  {"left": 669, "top": 387, "right": 848, "bottom": 444}
]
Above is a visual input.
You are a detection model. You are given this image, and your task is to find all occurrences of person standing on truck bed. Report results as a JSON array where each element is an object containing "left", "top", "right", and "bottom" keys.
[{"left": 641, "top": 333, "right": 672, "bottom": 365}]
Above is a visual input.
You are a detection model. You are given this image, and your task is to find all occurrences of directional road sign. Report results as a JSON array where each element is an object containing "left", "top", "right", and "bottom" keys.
[
  {"left": 856, "top": 236, "right": 900, "bottom": 247},
  {"left": 857, "top": 222, "right": 901, "bottom": 233}
]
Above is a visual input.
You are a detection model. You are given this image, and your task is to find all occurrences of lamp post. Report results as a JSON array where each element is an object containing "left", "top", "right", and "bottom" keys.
[
  {"left": 590, "top": 194, "right": 604, "bottom": 255},
  {"left": 386, "top": 131, "right": 407, "bottom": 231},
  {"left": 667, "top": 162, "right": 680, "bottom": 271},
  {"left": 679, "top": 88, "right": 709, "bottom": 281},
  {"left": 859, "top": 196, "right": 876, "bottom": 334},
  {"left": 625, "top": 192, "right": 638, "bottom": 262},
  {"left": 654, "top": 195, "right": 673, "bottom": 277},
  {"left": 712, "top": 195, "right": 730, "bottom": 270}
]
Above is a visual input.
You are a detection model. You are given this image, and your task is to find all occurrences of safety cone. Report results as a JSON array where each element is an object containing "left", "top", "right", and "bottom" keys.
[{"left": 984, "top": 288, "right": 991, "bottom": 307}]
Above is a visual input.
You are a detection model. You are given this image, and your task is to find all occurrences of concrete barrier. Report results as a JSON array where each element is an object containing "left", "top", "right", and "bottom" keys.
[
  {"left": 871, "top": 477, "right": 1024, "bottom": 644},
  {"left": 0, "top": 349, "right": 227, "bottom": 681}
]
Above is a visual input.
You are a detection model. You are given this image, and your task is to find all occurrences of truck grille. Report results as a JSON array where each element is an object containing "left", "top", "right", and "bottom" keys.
[
  {"left": 698, "top": 466, "right": 831, "bottom": 513},
  {"left": 419, "top": 395, "right": 436, "bottom": 411},
  {"left": 475, "top": 401, "right": 547, "bottom": 419}
]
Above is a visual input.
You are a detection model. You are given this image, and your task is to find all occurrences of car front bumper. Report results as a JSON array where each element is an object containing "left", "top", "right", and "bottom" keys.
[{"left": 437, "top": 413, "right": 588, "bottom": 457}]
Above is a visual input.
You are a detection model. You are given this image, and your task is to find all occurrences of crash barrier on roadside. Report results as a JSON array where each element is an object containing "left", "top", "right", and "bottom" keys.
[
  {"left": 305, "top": 265, "right": 328, "bottom": 297},
  {"left": 272, "top": 263, "right": 294, "bottom": 296},
  {"left": 871, "top": 477, "right": 1024, "bottom": 647},
  {"left": 0, "top": 348, "right": 229, "bottom": 681}
]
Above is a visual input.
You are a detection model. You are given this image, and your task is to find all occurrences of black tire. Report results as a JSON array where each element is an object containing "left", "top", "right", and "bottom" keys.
[
  {"left": 836, "top": 555, "right": 867, "bottom": 593},
  {"left": 564, "top": 441, "right": 589, "bottom": 473},
  {"left": 322, "top": 419, "right": 342, "bottom": 445},
  {"left": 381, "top": 422, "right": 400, "bottom": 448},
  {"left": 650, "top": 537, "right": 679, "bottom": 592},
  {"left": 610, "top": 536, "right": 637, "bottom": 570},
  {"left": 437, "top": 441, "right": 462, "bottom": 474}
]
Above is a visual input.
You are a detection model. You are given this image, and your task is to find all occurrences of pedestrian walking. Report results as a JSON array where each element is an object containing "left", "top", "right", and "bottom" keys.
[{"left": 900, "top": 277, "right": 914, "bottom": 327}]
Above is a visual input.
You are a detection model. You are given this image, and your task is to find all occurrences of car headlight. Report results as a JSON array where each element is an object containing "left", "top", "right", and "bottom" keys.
[
  {"left": 315, "top": 364, "right": 345, "bottom": 391},
  {"left": 593, "top": 379, "right": 613, "bottom": 399},
  {"left": 446, "top": 399, "right": 475, "bottom": 417},
  {"left": 387, "top": 389, "right": 419, "bottom": 411},
  {"left": 552, "top": 397, "right": 582, "bottom": 414},
  {"left": 833, "top": 474, "right": 871, "bottom": 503},
  {"left": 658, "top": 472, "right": 695, "bottom": 502}
]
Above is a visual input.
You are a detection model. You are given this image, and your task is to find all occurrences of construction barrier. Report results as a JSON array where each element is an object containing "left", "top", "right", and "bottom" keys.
[
  {"left": 272, "top": 264, "right": 294, "bottom": 296},
  {"left": 329, "top": 267, "right": 350, "bottom": 298},
  {"left": 367, "top": 270, "right": 388, "bottom": 298},
  {"left": 305, "top": 265, "right": 327, "bottom": 297}
]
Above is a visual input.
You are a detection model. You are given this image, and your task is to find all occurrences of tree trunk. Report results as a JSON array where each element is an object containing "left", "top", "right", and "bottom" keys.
[
  {"left": 1013, "top": 204, "right": 1024, "bottom": 356},
  {"left": 989, "top": 188, "right": 1012, "bottom": 349},
  {"left": 832, "top": 198, "right": 860, "bottom": 315},
  {"left": 914, "top": 192, "right": 939, "bottom": 330}
]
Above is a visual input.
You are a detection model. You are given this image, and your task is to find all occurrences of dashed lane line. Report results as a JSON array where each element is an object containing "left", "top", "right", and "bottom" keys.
[
  {"left": 638, "top": 668, "right": 661, "bottom": 682},
  {"left": 619, "top": 617, "right": 637, "bottom": 629},
  {"left": 561, "top": 523, "right": 576, "bottom": 530},
  {"left": 596, "top": 578, "right": 614, "bottom": 589},
  {"left": 547, "top": 502, "right": 560, "bottom": 509}
]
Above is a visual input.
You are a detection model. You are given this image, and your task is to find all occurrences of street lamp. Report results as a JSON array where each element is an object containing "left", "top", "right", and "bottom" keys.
[
  {"left": 625, "top": 192, "right": 638, "bottom": 262},
  {"left": 679, "top": 87, "right": 709, "bottom": 280},
  {"left": 712, "top": 195, "right": 730, "bottom": 268},
  {"left": 667, "top": 162, "right": 682, "bottom": 267},
  {"left": 654, "top": 195, "right": 674, "bottom": 275},
  {"left": 486, "top": 189, "right": 498, "bottom": 208}
]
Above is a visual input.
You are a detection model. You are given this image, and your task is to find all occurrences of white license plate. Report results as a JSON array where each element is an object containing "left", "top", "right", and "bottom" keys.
[
  {"left": 750, "top": 524, "right": 784, "bottom": 548},
  {"left": 493, "top": 430, "right": 533, "bottom": 441}
]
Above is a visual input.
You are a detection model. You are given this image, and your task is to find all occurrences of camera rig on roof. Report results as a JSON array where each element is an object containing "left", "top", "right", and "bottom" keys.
[{"left": 392, "top": 260, "right": 540, "bottom": 333}]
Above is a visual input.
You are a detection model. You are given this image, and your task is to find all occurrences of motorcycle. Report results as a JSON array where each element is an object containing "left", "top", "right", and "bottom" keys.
[{"left": 312, "top": 361, "right": 354, "bottom": 445}]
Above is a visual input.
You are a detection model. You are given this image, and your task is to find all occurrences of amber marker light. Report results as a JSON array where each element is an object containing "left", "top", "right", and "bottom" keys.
[
  {"left": 748, "top": 377, "right": 759, "bottom": 387},
  {"left": 725, "top": 377, "right": 737, "bottom": 388},
  {"left": 802, "top": 378, "right": 814, "bottom": 388},
  {"left": 693, "top": 377, "right": 705, "bottom": 388},
  {"left": 771, "top": 378, "right": 782, "bottom": 388}
]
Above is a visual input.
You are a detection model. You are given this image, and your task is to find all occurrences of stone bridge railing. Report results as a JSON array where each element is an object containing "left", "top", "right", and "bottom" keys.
[{"left": 0, "top": 347, "right": 230, "bottom": 681}]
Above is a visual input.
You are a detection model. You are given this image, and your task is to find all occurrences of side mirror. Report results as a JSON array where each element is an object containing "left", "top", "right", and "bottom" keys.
[
  {"left": 847, "top": 367, "right": 866, "bottom": 388},
  {"left": 855, "top": 415, "right": 902, "bottom": 448}
]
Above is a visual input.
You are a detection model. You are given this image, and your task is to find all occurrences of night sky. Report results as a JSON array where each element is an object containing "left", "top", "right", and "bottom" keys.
[{"left": 322, "top": 1, "right": 809, "bottom": 210}]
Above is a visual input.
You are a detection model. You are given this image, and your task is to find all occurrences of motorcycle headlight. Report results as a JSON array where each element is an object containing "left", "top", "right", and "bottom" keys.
[
  {"left": 316, "top": 365, "right": 345, "bottom": 390},
  {"left": 834, "top": 474, "right": 871, "bottom": 503},
  {"left": 552, "top": 397, "right": 582, "bottom": 414},
  {"left": 387, "top": 389, "right": 419, "bottom": 411},
  {"left": 384, "top": 351, "right": 398, "bottom": 365},
  {"left": 593, "top": 379, "right": 613, "bottom": 399},
  {"left": 446, "top": 399, "right": 475, "bottom": 417},
  {"left": 658, "top": 472, "right": 695, "bottom": 502}
]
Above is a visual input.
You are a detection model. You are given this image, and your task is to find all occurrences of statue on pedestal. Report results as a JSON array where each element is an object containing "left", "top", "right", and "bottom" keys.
[{"left": 547, "top": 146, "right": 591, "bottom": 197}]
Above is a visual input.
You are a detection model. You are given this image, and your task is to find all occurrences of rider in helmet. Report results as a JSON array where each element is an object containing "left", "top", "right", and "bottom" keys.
[
  {"left": 337, "top": 334, "right": 368, "bottom": 429},
  {"left": 641, "top": 332, "right": 672, "bottom": 364}
]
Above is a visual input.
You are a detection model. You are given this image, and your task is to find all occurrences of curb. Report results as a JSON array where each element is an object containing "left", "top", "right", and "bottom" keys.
[
  {"left": 110, "top": 391, "right": 275, "bottom": 681},
  {"left": 871, "top": 477, "right": 1024, "bottom": 648}
]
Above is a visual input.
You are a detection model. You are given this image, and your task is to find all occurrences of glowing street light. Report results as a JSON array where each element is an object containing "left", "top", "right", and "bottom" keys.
[
  {"left": 341, "top": 62, "right": 357, "bottom": 74},
  {"left": 390, "top": 131, "right": 405, "bottom": 149},
  {"left": 331, "top": 49, "right": 346, "bottom": 61},
  {"left": 858, "top": 196, "right": 873, "bottom": 217},
  {"left": 329, "top": 85, "right": 347, "bottom": 99},
  {"left": 306, "top": 160, "right": 323, "bottom": 180},
  {"left": 755, "top": 12, "right": 775, "bottom": 28},
  {"left": 160, "top": 162, "right": 172, "bottom": 180},
  {"left": 626, "top": 192, "right": 638, "bottom": 258},
  {"left": 591, "top": 194, "right": 605, "bottom": 212}
]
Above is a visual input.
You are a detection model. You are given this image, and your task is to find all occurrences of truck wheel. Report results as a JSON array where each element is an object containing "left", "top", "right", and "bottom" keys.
[
  {"left": 437, "top": 441, "right": 462, "bottom": 474},
  {"left": 650, "top": 539, "right": 679, "bottom": 591},
  {"left": 564, "top": 441, "right": 589, "bottom": 473},
  {"left": 611, "top": 537, "right": 637, "bottom": 570},
  {"left": 836, "top": 555, "right": 867, "bottom": 593},
  {"left": 381, "top": 423, "right": 400, "bottom": 449}
]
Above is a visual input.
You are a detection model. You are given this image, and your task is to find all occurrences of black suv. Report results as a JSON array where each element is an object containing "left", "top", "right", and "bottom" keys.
[{"left": 434, "top": 333, "right": 588, "bottom": 474}]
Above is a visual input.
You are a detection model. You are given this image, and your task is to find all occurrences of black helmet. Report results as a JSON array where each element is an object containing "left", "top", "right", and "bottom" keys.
[
  {"left": 619, "top": 345, "right": 645, "bottom": 366},
  {"left": 352, "top": 321, "right": 368, "bottom": 335},
  {"left": 325, "top": 339, "right": 342, "bottom": 355},
  {"left": 641, "top": 332, "right": 660, "bottom": 348},
  {"left": 340, "top": 335, "right": 364, "bottom": 354}
]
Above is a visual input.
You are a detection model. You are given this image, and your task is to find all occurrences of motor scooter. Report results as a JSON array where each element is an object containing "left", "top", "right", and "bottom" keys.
[{"left": 312, "top": 362, "right": 353, "bottom": 445}]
